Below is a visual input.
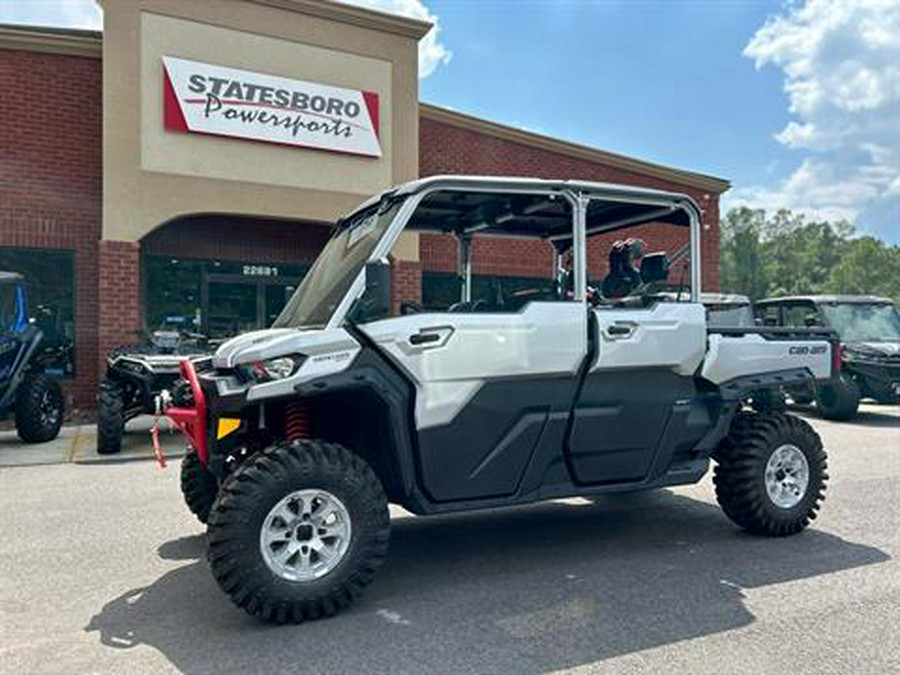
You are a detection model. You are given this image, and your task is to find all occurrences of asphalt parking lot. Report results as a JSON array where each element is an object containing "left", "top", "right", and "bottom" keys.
[{"left": 1, "top": 404, "right": 897, "bottom": 675}]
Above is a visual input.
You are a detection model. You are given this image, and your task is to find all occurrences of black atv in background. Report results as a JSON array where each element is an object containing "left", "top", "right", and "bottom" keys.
[
  {"left": 96, "top": 321, "right": 215, "bottom": 454},
  {"left": 756, "top": 295, "right": 900, "bottom": 420},
  {"left": 0, "top": 272, "right": 65, "bottom": 443}
]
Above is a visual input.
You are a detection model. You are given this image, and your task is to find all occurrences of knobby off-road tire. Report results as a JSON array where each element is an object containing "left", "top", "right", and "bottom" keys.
[
  {"left": 816, "top": 375, "right": 860, "bottom": 421},
  {"left": 713, "top": 412, "right": 827, "bottom": 537},
  {"left": 180, "top": 452, "right": 218, "bottom": 524},
  {"left": 15, "top": 375, "right": 64, "bottom": 443},
  {"left": 207, "top": 440, "right": 390, "bottom": 624},
  {"left": 96, "top": 379, "right": 124, "bottom": 455}
]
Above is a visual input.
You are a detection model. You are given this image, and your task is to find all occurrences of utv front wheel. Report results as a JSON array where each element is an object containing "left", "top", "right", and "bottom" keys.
[
  {"left": 713, "top": 412, "right": 827, "bottom": 536},
  {"left": 15, "top": 375, "right": 64, "bottom": 443},
  {"left": 96, "top": 380, "right": 124, "bottom": 454},
  {"left": 180, "top": 452, "right": 218, "bottom": 523},
  {"left": 207, "top": 440, "right": 390, "bottom": 624}
]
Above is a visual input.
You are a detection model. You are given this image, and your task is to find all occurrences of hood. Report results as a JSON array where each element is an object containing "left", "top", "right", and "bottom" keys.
[
  {"left": 213, "top": 327, "right": 360, "bottom": 368},
  {"left": 843, "top": 341, "right": 900, "bottom": 360}
]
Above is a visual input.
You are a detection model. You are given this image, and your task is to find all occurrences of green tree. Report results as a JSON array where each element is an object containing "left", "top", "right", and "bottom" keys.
[
  {"left": 720, "top": 207, "right": 897, "bottom": 302},
  {"left": 720, "top": 207, "right": 767, "bottom": 300},
  {"left": 824, "top": 237, "right": 900, "bottom": 300}
]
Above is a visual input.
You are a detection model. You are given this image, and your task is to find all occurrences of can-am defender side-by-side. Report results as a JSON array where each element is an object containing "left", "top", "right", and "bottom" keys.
[
  {"left": 756, "top": 295, "right": 900, "bottom": 420},
  {"left": 158, "top": 177, "right": 838, "bottom": 624},
  {"left": 97, "top": 322, "right": 215, "bottom": 454},
  {"left": 0, "top": 272, "right": 64, "bottom": 443}
]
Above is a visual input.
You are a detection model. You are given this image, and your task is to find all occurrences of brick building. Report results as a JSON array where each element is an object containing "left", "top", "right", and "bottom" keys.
[{"left": 0, "top": 0, "right": 728, "bottom": 411}]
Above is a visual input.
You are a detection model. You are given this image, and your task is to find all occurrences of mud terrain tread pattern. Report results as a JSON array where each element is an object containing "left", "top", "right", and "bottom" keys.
[
  {"left": 206, "top": 440, "right": 390, "bottom": 624},
  {"left": 713, "top": 412, "right": 827, "bottom": 537},
  {"left": 15, "top": 375, "right": 64, "bottom": 443},
  {"left": 96, "top": 379, "right": 124, "bottom": 455},
  {"left": 180, "top": 452, "right": 218, "bottom": 523}
]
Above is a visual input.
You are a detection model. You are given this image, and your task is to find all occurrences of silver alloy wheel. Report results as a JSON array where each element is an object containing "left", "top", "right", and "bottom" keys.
[
  {"left": 764, "top": 444, "right": 810, "bottom": 509},
  {"left": 259, "top": 489, "right": 352, "bottom": 582}
]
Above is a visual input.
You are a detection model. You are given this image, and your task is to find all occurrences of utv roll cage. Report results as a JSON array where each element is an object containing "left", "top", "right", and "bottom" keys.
[{"left": 327, "top": 176, "right": 703, "bottom": 328}]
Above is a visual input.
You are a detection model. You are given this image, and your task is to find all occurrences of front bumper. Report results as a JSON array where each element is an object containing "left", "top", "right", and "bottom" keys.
[
  {"left": 162, "top": 360, "right": 253, "bottom": 472},
  {"left": 845, "top": 361, "right": 900, "bottom": 402},
  {"left": 163, "top": 360, "right": 209, "bottom": 464}
]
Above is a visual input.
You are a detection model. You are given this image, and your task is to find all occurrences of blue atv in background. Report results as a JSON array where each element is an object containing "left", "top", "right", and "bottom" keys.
[{"left": 0, "top": 272, "right": 65, "bottom": 443}]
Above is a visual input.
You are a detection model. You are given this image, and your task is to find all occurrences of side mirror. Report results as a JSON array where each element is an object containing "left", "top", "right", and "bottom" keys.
[{"left": 363, "top": 259, "right": 391, "bottom": 320}]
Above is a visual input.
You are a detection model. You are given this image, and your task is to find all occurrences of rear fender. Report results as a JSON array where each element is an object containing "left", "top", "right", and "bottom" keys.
[{"left": 702, "top": 333, "right": 833, "bottom": 384}]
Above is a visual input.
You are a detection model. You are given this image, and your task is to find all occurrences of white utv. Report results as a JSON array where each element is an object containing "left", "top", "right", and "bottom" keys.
[{"left": 160, "top": 176, "right": 838, "bottom": 624}]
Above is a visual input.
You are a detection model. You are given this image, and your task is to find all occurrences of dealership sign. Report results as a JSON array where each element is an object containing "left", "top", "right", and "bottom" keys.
[{"left": 162, "top": 56, "right": 381, "bottom": 158}]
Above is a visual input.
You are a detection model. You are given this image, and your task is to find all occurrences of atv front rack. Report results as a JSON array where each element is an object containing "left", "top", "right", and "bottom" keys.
[{"left": 163, "top": 359, "right": 208, "bottom": 465}]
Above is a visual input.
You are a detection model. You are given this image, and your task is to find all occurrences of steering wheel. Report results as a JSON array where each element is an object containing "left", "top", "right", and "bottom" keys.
[{"left": 400, "top": 301, "right": 422, "bottom": 315}]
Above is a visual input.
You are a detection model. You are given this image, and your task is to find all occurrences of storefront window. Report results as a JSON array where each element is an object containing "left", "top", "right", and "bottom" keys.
[
  {"left": 0, "top": 248, "right": 76, "bottom": 377},
  {"left": 144, "top": 256, "right": 308, "bottom": 339},
  {"left": 144, "top": 257, "right": 203, "bottom": 331}
]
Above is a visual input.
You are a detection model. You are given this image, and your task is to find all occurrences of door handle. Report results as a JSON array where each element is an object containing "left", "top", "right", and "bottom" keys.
[
  {"left": 409, "top": 332, "right": 441, "bottom": 346},
  {"left": 605, "top": 322, "right": 637, "bottom": 339}
]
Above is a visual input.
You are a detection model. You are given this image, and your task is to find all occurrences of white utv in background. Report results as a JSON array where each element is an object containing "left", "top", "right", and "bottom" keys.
[{"left": 160, "top": 176, "right": 838, "bottom": 624}]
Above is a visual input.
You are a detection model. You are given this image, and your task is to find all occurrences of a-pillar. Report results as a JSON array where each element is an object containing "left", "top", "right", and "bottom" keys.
[{"left": 97, "top": 240, "right": 142, "bottom": 376}]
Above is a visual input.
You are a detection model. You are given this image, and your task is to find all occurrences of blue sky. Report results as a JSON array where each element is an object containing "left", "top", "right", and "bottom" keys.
[{"left": 2, "top": 0, "right": 897, "bottom": 243}]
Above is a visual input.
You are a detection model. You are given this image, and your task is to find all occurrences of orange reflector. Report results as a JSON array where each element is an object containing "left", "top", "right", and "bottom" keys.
[{"left": 216, "top": 418, "right": 241, "bottom": 440}]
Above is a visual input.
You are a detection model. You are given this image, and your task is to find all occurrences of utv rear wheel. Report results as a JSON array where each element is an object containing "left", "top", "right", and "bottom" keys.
[
  {"left": 96, "top": 380, "right": 124, "bottom": 454},
  {"left": 15, "top": 375, "right": 64, "bottom": 443},
  {"left": 816, "top": 376, "right": 860, "bottom": 421},
  {"left": 180, "top": 452, "right": 218, "bottom": 523},
  {"left": 713, "top": 412, "right": 827, "bottom": 537},
  {"left": 207, "top": 440, "right": 390, "bottom": 624}
]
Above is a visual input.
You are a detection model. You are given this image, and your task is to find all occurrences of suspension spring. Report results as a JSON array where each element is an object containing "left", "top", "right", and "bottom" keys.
[{"left": 285, "top": 400, "right": 311, "bottom": 441}]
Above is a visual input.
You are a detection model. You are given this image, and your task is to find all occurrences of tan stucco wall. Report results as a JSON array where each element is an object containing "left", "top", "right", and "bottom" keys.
[{"left": 100, "top": 0, "right": 424, "bottom": 242}]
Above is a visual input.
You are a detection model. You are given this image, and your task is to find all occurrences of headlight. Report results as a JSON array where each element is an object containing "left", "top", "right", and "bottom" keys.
[
  {"left": 262, "top": 357, "right": 299, "bottom": 379},
  {"left": 240, "top": 355, "right": 304, "bottom": 382}
]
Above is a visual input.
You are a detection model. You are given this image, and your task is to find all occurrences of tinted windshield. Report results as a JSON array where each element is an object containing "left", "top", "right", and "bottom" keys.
[
  {"left": 706, "top": 304, "right": 755, "bottom": 328},
  {"left": 820, "top": 303, "right": 900, "bottom": 342},
  {"left": 272, "top": 199, "right": 402, "bottom": 328}
]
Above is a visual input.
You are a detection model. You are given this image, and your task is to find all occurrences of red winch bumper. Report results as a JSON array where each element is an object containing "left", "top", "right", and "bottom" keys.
[{"left": 163, "top": 359, "right": 209, "bottom": 465}]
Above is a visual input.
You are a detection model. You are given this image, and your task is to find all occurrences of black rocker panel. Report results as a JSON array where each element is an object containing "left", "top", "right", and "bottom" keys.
[{"left": 416, "top": 376, "right": 578, "bottom": 502}]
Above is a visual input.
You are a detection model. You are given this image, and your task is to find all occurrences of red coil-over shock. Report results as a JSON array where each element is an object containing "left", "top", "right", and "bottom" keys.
[{"left": 285, "top": 400, "right": 311, "bottom": 441}]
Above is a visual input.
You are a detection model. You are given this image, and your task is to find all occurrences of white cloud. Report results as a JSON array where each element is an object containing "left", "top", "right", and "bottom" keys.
[
  {"left": 0, "top": 1, "right": 101, "bottom": 29},
  {"left": 1, "top": 1, "right": 451, "bottom": 79},
  {"left": 732, "top": 0, "right": 900, "bottom": 235},
  {"left": 339, "top": 0, "right": 451, "bottom": 78}
]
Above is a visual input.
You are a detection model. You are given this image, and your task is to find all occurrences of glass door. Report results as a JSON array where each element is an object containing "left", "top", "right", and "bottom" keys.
[
  {"left": 203, "top": 275, "right": 303, "bottom": 339},
  {"left": 205, "top": 277, "right": 259, "bottom": 339},
  {"left": 265, "top": 282, "right": 299, "bottom": 327}
]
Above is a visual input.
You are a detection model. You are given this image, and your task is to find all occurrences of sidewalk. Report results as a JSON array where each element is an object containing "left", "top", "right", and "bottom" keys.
[{"left": 0, "top": 416, "right": 188, "bottom": 468}]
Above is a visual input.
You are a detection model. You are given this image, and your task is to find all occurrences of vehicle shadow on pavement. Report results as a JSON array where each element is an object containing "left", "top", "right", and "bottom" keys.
[{"left": 85, "top": 491, "right": 889, "bottom": 675}]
